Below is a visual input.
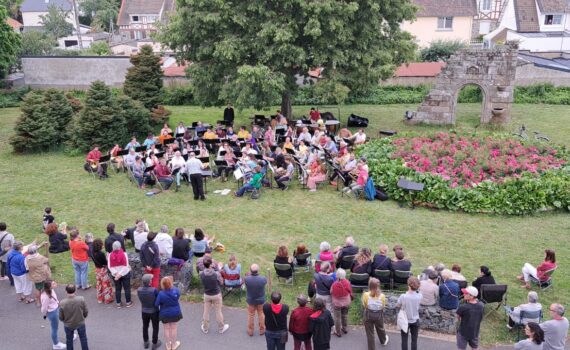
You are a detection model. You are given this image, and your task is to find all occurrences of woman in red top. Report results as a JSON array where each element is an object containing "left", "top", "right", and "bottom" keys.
[
  {"left": 518, "top": 249, "right": 557, "bottom": 289},
  {"left": 330, "top": 269, "right": 353, "bottom": 337},
  {"left": 289, "top": 295, "right": 313, "bottom": 350},
  {"left": 69, "top": 228, "right": 90, "bottom": 290}
]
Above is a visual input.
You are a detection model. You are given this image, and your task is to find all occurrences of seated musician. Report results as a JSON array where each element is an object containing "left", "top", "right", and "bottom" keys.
[
  {"left": 196, "top": 140, "right": 210, "bottom": 169},
  {"left": 309, "top": 107, "right": 321, "bottom": 122},
  {"left": 143, "top": 133, "right": 156, "bottom": 149},
  {"left": 237, "top": 126, "right": 251, "bottom": 139},
  {"left": 124, "top": 148, "right": 137, "bottom": 170},
  {"left": 283, "top": 137, "right": 294, "bottom": 153},
  {"left": 161, "top": 123, "right": 172, "bottom": 135},
  {"left": 351, "top": 129, "right": 367, "bottom": 145},
  {"left": 183, "top": 129, "right": 193, "bottom": 143},
  {"left": 264, "top": 126, "right": 275, "bottom": 146},
  {"left": 226, "top": 126, "right": 235, "bottom": 138},
  {"left": 307, "top": 160, "right": 327, "bottom": 192},
  {"left": 84, "top": 145, "right": 108, "bottom": 179},
  {"left": 331, "top": 152, "right": 357, "bottom": 188},
  {"left": 170, "top": 151, "right": 186, "bottom": 189},
  {"left": 276, "top": 157, "right": 294, "bottom": 191},
  {"left": 311, "top": 130, "right": 323, "bottom": 147},
  {"left": 346, "top": 161, "right": 368, "bottom": 194},
  {"left": 337, "top": 141, "right": 348, "bottom": 157},
  {"left": 215, "top": 145, "right": 236, "bottom": 181},
  {"left": 125, "top": 137, "right": 140, "bottom": 150},
  {"left": 145, "top": 152, "right": 159, "bottom": 168},
  {"left": 110, "top": 144, "right": 124, "bottom": 172},
  {"left": 155, "top": 158, "right": 173, "bottom": 190},
  {"left": 203, "top": 127, "right": 218, "bottom": 140},
  {"left": 132, "top": 155, "right": 147, "bottom": 189},
  {"left": 195, "top": 121, "right": 206, "bottom": 137},
  {"left": 241, "top": 142, "right": 256, "bottom": 155},
  {"left": 234, "top": 166, "right": 263, "bottom": 197},
  {"left": 266, "top": 147, "right": 286, "bottom": 177},
  {"left": 164, "top": 144, "right": 175, "bottom": 160},
  {"left": 158, "top": 129, "right": 173, "bottom": 145},
  {"left": 175, "top": 122, "right": 186, "bottom": 135},
  {"left": 337, "top": 128, "right": 353, "bottom": 140},
  {"left": 251, "top": 125, "right": 263, "bottom": 140},
  {"left": 215, "top": 125, "right": 226, "bottom": 139},
  {"left": 324, "top": 136, "right": 338, "bottom": 154},
  {"left": 285, "top": 126, "right": 294, "bottom": 139},
  {"left": 147, "top": 143, "right": 159, "bottom": 156},
  {"left": 297, "top": 127, "right": 311, "bottom": 145}
]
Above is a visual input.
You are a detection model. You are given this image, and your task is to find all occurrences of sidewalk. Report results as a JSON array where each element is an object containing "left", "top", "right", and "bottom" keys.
[{"left": 0, "top": 282, "right": 517, "bottom": 350}]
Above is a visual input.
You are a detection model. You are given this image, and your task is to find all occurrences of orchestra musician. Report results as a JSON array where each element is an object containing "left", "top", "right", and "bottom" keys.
[
  {"left": 110, "top": 144, "right": 124, "bottom": 172},
  {"left": 296, "top": 127, "right": 311, "bottom": 145},
  {"left": 237, "top": 126, "right": 251, "bottom": 139},
  {"left": 125, "top": 137, "right": 140, "bottom": 150},
  {"left": 143, "top": 133, "right": 156, "bottom": 149},
  {"left": 264, "top": 126, "right": 275, "bottom": 147},
  {"left": 160, "top": 123, "right": 172, "bottom": 135},
  {"left": 350, "top": 129, "right": 367, "bottom": 145},
  {"left": 158, "top": 129, "right": 173, "bottom": 145},
  {"left": 226, "top": 126, "right": 235, "bottom": 138},
  {"left": 175, "top": 122, "right": 186, "bottom": 135},
  {"left": 216, "top": 144, "right": 235, "bottom": 182},
  {"left": 84, "top": 145, "right": 108, "bottom": 179},
  {"left": 132, "top": 155, "right": 147, "bottom": 189},
  {"left": 203, "top": 128, "right": 217, "bottom": 140},
  {"left": 170, "top": 151, "right": 186, "bottom": 191},
  {"left": 215, "top": 124, "right": 226, "bottom": 139},
  {"left": 155, "top": 158, "right": 173, "bottom": 191},
  {"left": 283, "top": 137, "right": 294, "bottom": 153},
  {"left": 124, "top": 148, "right": 137, "bottom": 170}
]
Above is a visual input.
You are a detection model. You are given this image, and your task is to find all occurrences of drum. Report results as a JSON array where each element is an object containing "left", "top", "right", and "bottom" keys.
[{"left": 325, "top": 120, "right": 340, "bottom": 135}]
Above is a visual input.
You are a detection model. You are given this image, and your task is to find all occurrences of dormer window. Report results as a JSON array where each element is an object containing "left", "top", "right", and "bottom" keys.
[
  {"left": 132, "top": 15, "right": 140, "bottom": 22},
  {"left": 544, "top": 14, "right": 562, "bottom": 25}
]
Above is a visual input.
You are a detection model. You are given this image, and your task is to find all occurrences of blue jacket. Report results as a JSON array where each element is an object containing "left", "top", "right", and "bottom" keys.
[
  {"left": 7, "top": 250, "right": 26, "bottom": 276},
  {"left": 155, "top": 288, "right": 182, "bottom": 319},
  {"left": 439, "top": 280, "right": 460, "bottom": 310}
]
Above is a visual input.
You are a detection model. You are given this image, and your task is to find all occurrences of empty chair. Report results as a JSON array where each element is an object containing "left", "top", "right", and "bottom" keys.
[
  {"left": 349, "top": 273, "right": 370, "bottom": 292},
  {"left": 393, "top": 270, "right": 412, "bottom": 290},
  {"left": 480, "top": 284, "right": 508, "bottom": 317}
]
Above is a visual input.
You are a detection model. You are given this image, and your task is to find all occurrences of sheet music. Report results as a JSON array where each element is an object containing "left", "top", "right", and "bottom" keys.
[{"left": 234, "top": 168, "right": 244, "bottom": 180}]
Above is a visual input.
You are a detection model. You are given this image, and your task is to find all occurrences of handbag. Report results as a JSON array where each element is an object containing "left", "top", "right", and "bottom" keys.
[{"left": 397, "top": 298, "right": 409, "bottom": 333}]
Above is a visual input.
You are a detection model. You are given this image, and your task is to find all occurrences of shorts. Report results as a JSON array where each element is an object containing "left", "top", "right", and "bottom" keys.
[
  {"left": 456, "top": 331, "right": 479, "bottom": 349},
  {"left": 35, "top": 282, "right": 44, "bottom": 291},
  {"left": 160, "top": 314, "right": 183, "bottom": 324}
]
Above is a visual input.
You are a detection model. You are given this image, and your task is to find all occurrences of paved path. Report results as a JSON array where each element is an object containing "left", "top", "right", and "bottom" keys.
[{"left": 0, "top": 282, "right": 521, "bottom": 350}]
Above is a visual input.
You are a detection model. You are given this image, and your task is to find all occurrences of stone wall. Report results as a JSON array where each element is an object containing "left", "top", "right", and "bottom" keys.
[
  {"left": 382, "top": 295, "right": 457, "bottom": 334},
  {"left": 127, "top": 253, "right": 193, "bottom": 293}
]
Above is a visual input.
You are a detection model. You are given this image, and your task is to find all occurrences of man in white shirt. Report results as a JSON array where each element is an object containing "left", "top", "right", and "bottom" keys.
[
  {"left": 154, "top": 225, "right": 173, "bottom": 258},
  {"left": 170, "top": 151, "right": 186, "bottom": 190},
  {"left": 124, "top": 148, "right": 137, "bottom": 170},
  {"left": 296, "top": 127, "right": 311, "bottom": 145},
  {"left": 133, "top": 221, "right": 149, "bottom": 252},
  {"left": 186, "top": 152, "right": 205, "bottom": 200},
  {"left": 276, "top": 157, "right": 294, "bottom": 191},
  {"left": 352, "top": 129, "right": 367, "bottom": 145}
]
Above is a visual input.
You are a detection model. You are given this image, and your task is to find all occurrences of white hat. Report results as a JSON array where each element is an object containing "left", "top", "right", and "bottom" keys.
[{"left": 461, "top": 286, "right": 478, "bottom": 297}]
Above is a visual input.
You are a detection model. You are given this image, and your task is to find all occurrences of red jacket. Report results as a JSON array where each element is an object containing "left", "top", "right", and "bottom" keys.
[
  {"left": 289, "top": 306, "right": 313, "bottom": 335},
  {"left": 86, "top": 149, "right": 101, "bottom": 162},
  {"left": 537, "top": 261, "right": 556, "bottom": 281},
  {"left": 331, "top": 278, "right": 352, "bottom": 299},
  {"left": 155, "top": 163, "right": 171, "bottom": 178}
]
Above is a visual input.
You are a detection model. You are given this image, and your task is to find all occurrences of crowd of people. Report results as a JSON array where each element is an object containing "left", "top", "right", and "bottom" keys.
[
  {"left": 1, "top": 212, "right": 568, "bottom": 350},
  {"left": 83, "top": 107, "right": 371, "bottom": 200}
]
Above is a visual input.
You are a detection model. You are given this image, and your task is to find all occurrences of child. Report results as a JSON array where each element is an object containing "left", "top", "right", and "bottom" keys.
[{"left": 42, "top": 208, "right": 54, "bottom": 231}]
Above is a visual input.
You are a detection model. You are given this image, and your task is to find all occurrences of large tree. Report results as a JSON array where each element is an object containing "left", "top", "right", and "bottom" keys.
[
  {"left": 20, "top": 31, "right": 57, "bottom": 56},
  {"left": 80, "top": 0, "right": 120, "bottom": 32},
  {"left": 160, "top": 0, "right": 417, "bottom": 116},
  {"left": 123, "top": 45, "right": 164, "bottom": 110},
  {"left": 40, "top": 4, "right": 74, "bottom": 39},
  {"left": 0, "top": 4, "right": 21, "bottom": 78}
]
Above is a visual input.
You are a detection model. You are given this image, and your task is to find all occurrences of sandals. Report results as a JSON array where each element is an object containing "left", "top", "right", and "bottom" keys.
[{"left": 24, "top": 298, "right": 35, "bottom": 304}]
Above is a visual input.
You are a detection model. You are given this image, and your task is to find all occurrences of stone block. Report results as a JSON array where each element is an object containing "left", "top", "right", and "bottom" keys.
[{"left": 127, "top": 252, "right": 193, "bottom": 293}]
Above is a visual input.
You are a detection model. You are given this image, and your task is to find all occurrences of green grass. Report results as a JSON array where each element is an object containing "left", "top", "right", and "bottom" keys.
[{"left": 1, "top": 104, "right": 570, "bottom": 345}]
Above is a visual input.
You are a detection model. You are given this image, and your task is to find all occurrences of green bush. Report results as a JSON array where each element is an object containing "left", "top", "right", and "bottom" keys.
[
  {"left": 420, "top": 40, "right": 468, "bottom": 62},
  {"left": 0, "top": 87, "right": 31, "bottom": 108},
  {"left": 162, "top": 85, "right": 194, "bottom": 105}
]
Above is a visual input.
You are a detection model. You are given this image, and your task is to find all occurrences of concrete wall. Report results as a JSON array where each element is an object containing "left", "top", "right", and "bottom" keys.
[
  {"left": 402, "top": 16, "right": 473, "bottom": 48},
  {"left": 516, "top": 62, "right": 570, "bottom": 86},
  {"left": 22, "top": 56, "right": 133, "bottom": 89}
]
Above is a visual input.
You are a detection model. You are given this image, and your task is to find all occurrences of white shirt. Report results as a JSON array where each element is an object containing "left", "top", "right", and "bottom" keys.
[
  {"left": 107, "top": 251, "right": 131, "bottom": 277},
  {"left": 134, "top": 231, "right": 148, "bottom": 251},
  {"left": 155, "top": 233, "right": 173, "bottom": 258},
  {"left": 170, "top": 156, "right": 186, "bottom": 171},
  {"left": 297, "top": 132, "right": 311, "bottom": 144},
  {"left": 355, "top": 132, "right": 366, "bottom": 143},
  {"left": 176, "top": 126, "right": 186, "bottom": 135},
  {"left": 186, "top": 157, "right": 203, "bottom": 174}
]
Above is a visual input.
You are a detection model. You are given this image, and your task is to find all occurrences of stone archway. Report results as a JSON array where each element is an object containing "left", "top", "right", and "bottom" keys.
[{"left": 406, "top": 44, "right": 518, "bottom": 125}]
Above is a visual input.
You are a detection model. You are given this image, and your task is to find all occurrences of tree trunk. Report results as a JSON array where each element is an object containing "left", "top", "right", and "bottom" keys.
[{"left": 281, "top": 91, "right": 292, "bottom": 119}]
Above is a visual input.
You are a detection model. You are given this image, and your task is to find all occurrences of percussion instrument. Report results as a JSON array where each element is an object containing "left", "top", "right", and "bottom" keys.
[{"left": 325, "top": 120, "right": 340, "bottom": 135}]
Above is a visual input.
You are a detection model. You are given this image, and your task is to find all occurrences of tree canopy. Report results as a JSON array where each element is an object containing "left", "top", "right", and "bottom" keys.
[
  {"left": 20, "top": 31, "right": 57, "bottom": 56},
  {"left": 0, "top": 4, "right": 21, "bottom": 78},
  {"left": 124, "top": 45, "right": 164, "bottom": 110},
  {"left": 160, "top": 0, "right": 417, "bottom": 116},
  {"left": 80, "top": 0, "right": 120, "bottom": 32},
  {"left": 40, "top": 4, "right": 74, "bottom": 39}
]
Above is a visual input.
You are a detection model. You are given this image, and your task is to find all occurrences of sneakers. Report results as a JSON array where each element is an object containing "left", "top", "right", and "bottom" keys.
[
  {"left": 382, "top": 335, "right": 389, "bottom": 346},
  {"left": 144, "top": 341, "right": 150, "bottom": 349},
  {"left": 53, "top": 342, "right": 66, "bottom": 349},
  {"left": 116, "top": 303, "right": 122, "bottom": 309},
  {"left": 219, "top": 324, "right": 230, "bottom": 334},
  {"left": 151, "top": 340, "right": 162, "bottom": 350},
  {"left": 172, "top": 341, "right": 181, "bottom": 350},
  {"left": 201, "top": 324, "right": 209, "bottom": 334},
  {"left": 125, "top": 301, "right": 133, "bottom": 308}
]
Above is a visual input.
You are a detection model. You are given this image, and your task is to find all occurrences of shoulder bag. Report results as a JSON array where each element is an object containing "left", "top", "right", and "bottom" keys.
[
  {"left": 397, "top": 296, "right": 409, "bottom": 333},
  {"left": 270, "top": 309, "right": 288, "bottom": 344}
]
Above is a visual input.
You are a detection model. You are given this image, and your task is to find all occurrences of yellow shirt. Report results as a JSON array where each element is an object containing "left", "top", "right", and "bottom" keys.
[
  {"left": 203, "top": 131, "right": 217, "bottom": 140},
  {"left": 237, "top": 130, "right": 251, "bottom": 139},
  {"left": 362, "top": 292, "right": 386, "bottom": 309}
]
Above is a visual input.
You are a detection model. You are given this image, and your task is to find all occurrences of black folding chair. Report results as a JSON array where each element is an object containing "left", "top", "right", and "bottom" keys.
[
  {"left": 393, "top": 270, "right": 412, "bottom": 291},
  {"left": 373, "top": 269, "right": 392, "bottom": 290},
  {"left": 274, "top": 263, "right": 294, "bottom": 285},
  {"left": 480, "top": 284, "right": 508, "bottom": 318},
  {"left": 339, "top": 254, "right": 356, "bottom": 270},
  {"left": 293, "top": 252, "right": 312, "bottom": 274},
  {"left": 349, "top": 273, "right": 370, "bottom": 293}
]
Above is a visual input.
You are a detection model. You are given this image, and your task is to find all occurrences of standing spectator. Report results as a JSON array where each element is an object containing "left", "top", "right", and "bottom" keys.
[
  {"left": 541, "top": 303, "right": 568, "bottom": 350},
  {"left": 199, "top": 256, "right": 229, "bottom": 334},
  {"left": 43, "top": 207, "right": 55, "bottom": 231},
  {"left": 223, "top": 103, "right": 235, "bottom": 126},
  {"left": 155, "top": 225, "right": 173, "bottom": 258},
  {"left": 7, "top": 241, "right": 33, "bottom": 302},
  {"left": 171, "top": 228, "right": 191, "bottom": 262},
  {"left": 133, "top": 221, "right": 149, "bottom": 252},
  {"left": 245, "top": 263, "right": 267, "bottom": 336},
  {"left": 309, "top": 298, "right": 334, "bottom": 350},
  {"left": 104, "top": 223, "right": 125, "bottom": 253},
  {"left": 186, "top": 152, "right": 206, "bottom": 201},
  {"left": 515, "top": 322, "right": 544, "bottom": 350},
  {"left": 140, "top": 232, "right": 161, "bottom": 289},
  {"left": 419, "top": 270, "right": 439, "bottom": 306},
  {"left": 289, "top": 294, "right": 313, "bottom": 350},
  {"left": 472, "top": 266, "right": 495, "bottom": 296},
  {"left": 41, "top": 280, "right": 66, "bottom": 349},
  {"left": 25, "top": 244, "right": 51, "bottom": 306},
  {"left": 439, "top": 269, "right": 460, "bottom": 310},
  {"left": 137, "top": 274, "right": 161, "bottom": 350},
  {"left": 456, "top": 286, "right": 485, "bottom": 350},
  {"left": 108, "top": 241, "right": 132, "bottom": 308},
  {"left": 518, "top": 249, "right": 557, "bottom": 290},
  {"left": 69, "top": 228, "right": 90, "bottom": 290},
  {"left": 313, "top": 262, "right": 335, "bottom": 312},
  {"left": 362, "top": 278, "right": 389, "bottom": 349},
  {"left": 397, "top": 276, "right": 423, "bottom": 350},
  {"left": 59, "top": 284, "right": 89, "bottom": 350},
  {"left": 0, "top": 222, "right": 15, "bottom": 283},
  {"left": 330, "top": 268, "right": 352, "bottom": 337},
  {"left": 91, "top": 238, "right": 113, "bottom": 304},
  {"left": 45, "top": 223, "right": 69, "bottom": 254},
  {"left": 263, "top": 291, "right": 289, "bottom": 350},
  {"left": 84, "top": 233, "right": 94, "bottom": 261},
  {"left": 155, "top": 277, "right": 183, "bottom": 350}
]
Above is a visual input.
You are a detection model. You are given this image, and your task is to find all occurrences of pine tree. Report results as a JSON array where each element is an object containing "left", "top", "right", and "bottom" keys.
[
  {"left": 69, "top": 81, "right": 126, "bottom": 152},
  {"left": 123, "top": 45, "right": 164, "bottom": 110},
  {"left": 115, "top": 94, "right": 152, "bottom": 140}
]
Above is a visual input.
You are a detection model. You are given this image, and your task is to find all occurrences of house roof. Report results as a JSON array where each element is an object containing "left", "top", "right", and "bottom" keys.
[
  {"left": 6, "top": 17, "right": 22, "bottom": 30},
  {"left": 536, "top": 0, "right": 570, "bottom": 13},
  {"left": 162, "top": 57, "right": 189, "bottom": 77},
  {"left": 394, "top": 62, "right": 446, "bottom": 77},
  {"left": 412, "top": 0, "right": 478, "bottom": 17},
  {"left": 519, "top": 52, "right": 570, "bottom": 72},
  {"left": 514, "top": 0, "right": 541, "bottom": 32},
  {"left": 118, "top": 0, "right": 165, "bottom": 26},
  {"left": 21, "top": 0, "right": 72, "bottom": 12}
]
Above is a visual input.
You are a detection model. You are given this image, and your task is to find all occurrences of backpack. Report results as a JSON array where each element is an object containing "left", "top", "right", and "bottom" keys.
[
  {"left": 375, "top": 187, "right": 389, "bottom": 201},
  {"left": 364, "top": 177, "right": 376, "bottom": 201}
]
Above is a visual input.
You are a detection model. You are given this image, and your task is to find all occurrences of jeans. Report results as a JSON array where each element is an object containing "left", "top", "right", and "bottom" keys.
[
  {"left": 265, "top": 330, "right": 285, "bottom": 350},
  {"left": 47, "top": 308, "right": 60, "bottom": 345},
  {"left": 114, "top": 272, "right": 131, "bottom": 304},
  {"left": 72, "top": 260, "right": 89, "bottom": 289},
  {"left": 203, "top": 293, "right": 224, "bottom": 331},
  {"left": 247, "top": 304, "right": 265, "bottom": 336},
  {"left": 401, "top": 320, "right": 419, "bottom": 350},
  {"left": 142, "top": 312, "right": 160, "bottom": 344},
  {"left": 65, "top": 324, "right": 88, "bottom": 350},
  {"left": 276, "top": 175, "right": 290, "bottom": 189},
  {"left": 236, "top": 184, "right": 254, "bottom": 196},
  {"left": 158, "top": 177, "right": 173, "bottom": 190}
]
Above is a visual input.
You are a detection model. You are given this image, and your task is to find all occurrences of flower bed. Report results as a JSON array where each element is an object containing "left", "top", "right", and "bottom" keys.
[{"left": 359, "top": 133, "right": 570, "bottom": 215}]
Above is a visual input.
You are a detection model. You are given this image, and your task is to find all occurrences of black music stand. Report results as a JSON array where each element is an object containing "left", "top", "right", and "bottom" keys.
[
  {"left": 116, "top": 149, "right": 129, "bottom": 156},
  {"left": 99, "top": 154, "right": 111, "bottom": 163},
  {"left": 379, "top": 130, "right": 398, "bottom": 137},
  {"left": 285, "top": 148, "right": 295, "bottom": 155},
  {"left": 201, "top": 169, "right": 213, "bottom": 194},
  {"left": 397, "top": 178, "right": 424, "bottom": 209},
  {"left": 175, "top": 133, "right": 185, "bottom": 138},
  {"left": 164, "top": 138, "right": 175, "bottom": 145},
  {"left": 135, "top": 146, "right": 145, "bottom": 153}
]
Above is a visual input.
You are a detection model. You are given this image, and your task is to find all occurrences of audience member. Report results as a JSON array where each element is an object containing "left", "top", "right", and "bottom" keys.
[
  {"left": 371, "top": 244, "right": 391, "bottom": 271},
  {"left": 315, "top": 242, "right": 335, "bottom": 273},
  {"left": 45, "top": 223, "right": 69, "bottom": 254},
  {"left": 293, "top": 244, "right": 310, "bottom": 268},
  {"left": 331, "top": 269, "right": 352, "bottom": 337},
  {"left": 108, "top": 241, "right": 132, "bottom": 308},
  {"left": 171, "top": 228, "right": 191, "bottom": 261},
  {"left": 540, "top": 303, "right": 568, "bottom": 350},
  {"left": 25, "top": 244, "right": 51, "bottom": 306},
  {"left": 350, "top": 248, "right": 373, "bottom": 285},
  {"left": 8, "top": 241, "right": 33, "bottom": 302},
  {"left": 518, "top": 249, "right": 557, "bottom": 290},
  {"left": 0, "top": 222, "right": 15, "bottom": 283},
  {"left": 313, "top": 261, "right": 335, "bottom": 312},
  {"left": 289, "top": 294, "right": 313, "bottom": 350},
  {"left": 451, "top": 264, "right": 467, "bottom": 282},
  {"left": 91, "top": 238, "right": 113, "bottom": 304},
  {"left": 397, "top": 277, "right": 422, "bottom": 350},
  {"left": 274, "top": 245, "right": 294, "bottom": 282},
  {"left": 309, "top": 298, "right": 335, "bottom": 350},
  {"left": 456, "top": 286, "right": 484, "bottom": 350},
  {"left": 199, "top": 256, "right": 229, "bottom": 334},
  {"left": 362, "top": 278, "right": 389, "bottom": 349},
  {"left": 196, "top": 252, "right": 221, "bottom": 272},
  {"left": 104, "top": 223, "right": 125, "bottom": 253},
  {"left": 391, "top": 247, "right": 412, "bottom": 272},
  {"left": 263, "top": 291, "right": 289, "bottom": 350},
  {"left": 515, "top": 322, "right": 544, "bottom": 350},
  {"left": 155, "top": 277, "right": 183, "bottom": 350},
  {"left": 59, "top": 284, "right": 89, "bottom": 350},
  {"left": 69, "top": 228, "right": 90, "bottom": 290},
  {"left": 190, "top": 228, "right": 210, "bottom": 258},
  {"left": 221, "top": 254, "right": 243, "bottom": 287},
  {"left": 335, "top": 236, "right": 358, "bottom": 269},
  {"left": 140, "top": 232, "right": 160, "bottom": 289},
  {"left": 43, "top": 208, "right": 55, "bottom": 231},
  {"left": 133, "top": 221, "right": 149, "bottom": 252},
  {"left": 41, "top": 280, "right": 66, "bottom": 349},
  {"left": 155, "top": 225, "right": 173, "bottom": 258},
  {"left": 439, "top": 269, "right": 460, "bottom": 310},
  {"left": 472, "top": 266, "right": 495, "bottom": 296},
  {"left": 419, "top": 270, "right": 439, "bottom": 306},
  {"left": 137, "top": 274, "right": 161, "bottom": 350},
  {"left": 245, "top": 264, "right": 267, "bottom": 337},
  {"left": 507, "top": 291, "right": 542, "bottom": 330}
]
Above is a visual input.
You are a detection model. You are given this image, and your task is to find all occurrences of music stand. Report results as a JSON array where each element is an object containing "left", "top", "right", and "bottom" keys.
[
  {"left": 164, "top": 138, "right": 175, "bottom": 145},
  {"left": 135, "top": 146, "right": 145, "bottom": 153},
  {"left": 396, "top": 177, "right": 424, "bottom": 209},
  {"left": 116, "top": 149, "right": 129, "bottom": 156},
  {"left": 201, "top": 169, "right": 213, "bottom": 193},
  {"left": 285, "top": 148, "right": 295, "bottom": 155},
  {"left": 99, "top": 155, "right": 111, "bottom": 163},
  {"left": 144, "top": 165, "right": 156, "bottom": 174},
  {"left": 175, "top": 133, "right": 185, "bottom": 138}
]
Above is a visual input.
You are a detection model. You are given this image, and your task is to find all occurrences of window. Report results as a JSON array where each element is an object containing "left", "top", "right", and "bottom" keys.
[
  {"left": 131, "top": 15, "right": 139, "bottom": 22},
  {"left": 147, "top": 16, "right": 157, "bottom": 23},
  {"left": 544, "top": 14, "right": 563, "bottom": 25},
  {"left": 134, "top": 30, "right": 142, "bottom": 39},
  {"left": 480, "top": 0, "right": 492, "bottom": 11},
  {"left": 437, "top": 16, "right": 453, "bottom": 30}
]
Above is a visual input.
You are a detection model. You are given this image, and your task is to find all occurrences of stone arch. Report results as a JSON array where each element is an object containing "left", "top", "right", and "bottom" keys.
[{"left": 406, "top": 44, "right": 518, "bottom": 126}]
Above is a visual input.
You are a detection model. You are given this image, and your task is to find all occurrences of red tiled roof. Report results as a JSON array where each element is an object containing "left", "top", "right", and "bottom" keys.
[
  {"left": 308, "top": 67, "right": 324, "bottom": 78},
  {"left": 394, "top": 62, "right": 446, "bottom": 77},
  {"left": 6, "top": 17, "right": 22, "bottom": 30},
  {"left": 163, "top": 61, "right": 189, "bottom": 77}
]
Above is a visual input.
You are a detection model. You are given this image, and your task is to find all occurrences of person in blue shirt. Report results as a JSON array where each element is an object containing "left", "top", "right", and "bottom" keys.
[
  {"left": 125, "top": 137, "right": 140, "bottom": 150},
  {"left": 7, "top": 242, "right": 34, "bottom": 303},
  {"left": 143, "top": 133, "right": 156, "bottom": 150},
  {"left": 439, "top": 269, "right": 460, "bottom": 310},
  {"left": 155, "top": 277, "right": 182, "bottom": 350}
]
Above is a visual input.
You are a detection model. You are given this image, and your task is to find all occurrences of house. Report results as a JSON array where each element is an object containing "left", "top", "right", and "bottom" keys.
[
  {"left": 20, "top": 0, "right": 76, "bottom": 32},
  {"left": 402, "top": 0, "right": 479, "bottom": 47},
  {"left": 484, "top": 0, "right": 570, "bottom": 52},
  {"left": 472, "top": 0, "right": 508, "bottom": 38},
  {"left": 57, "top": 26, "right": 110, "bottom": 50},
  {"left": 5, "top": 17, "right": 23, "bottom": 33},
  {"left": 117, "top": 0, "right": 175, "bottom": 41}
]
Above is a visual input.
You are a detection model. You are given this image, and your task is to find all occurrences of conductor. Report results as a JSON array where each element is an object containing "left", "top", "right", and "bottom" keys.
[{"left": 186, "top": 152, "right": 206, "bottom": 201}]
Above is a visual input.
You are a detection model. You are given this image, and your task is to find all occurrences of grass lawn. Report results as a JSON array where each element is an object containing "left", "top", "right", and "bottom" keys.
[{"left": 1, "top": 103, "right": 569, "bottom": 345}]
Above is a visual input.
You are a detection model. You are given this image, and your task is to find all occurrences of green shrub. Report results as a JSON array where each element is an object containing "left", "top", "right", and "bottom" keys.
[
  {"left": 420, "top": 39, "right": 468, "bottom": 62},
  {"left": 162, "top": 85, "right": 194, "bottom": 105},
  {"left": 0, "top": 87, "right": 31, "bottom": 108}
]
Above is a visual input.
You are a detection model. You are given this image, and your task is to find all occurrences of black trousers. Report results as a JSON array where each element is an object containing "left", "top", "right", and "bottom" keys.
[
  {"left": 190, "top": 173, "right": 205, "bottom": 199},
  {"left": 330, "top": 170, "right": 351, "bottom": 187},
  {"left": 1, "top": 260, "right": 14, "bottom": 285},
  {"left": 142, "top": 312, "right": 160, "bottom": 344},
  {"left": 401, "top": 320, "right": 419, "bottom": 350}
]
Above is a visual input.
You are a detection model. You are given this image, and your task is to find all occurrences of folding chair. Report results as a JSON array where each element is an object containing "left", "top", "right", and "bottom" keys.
[
  {"left": 293, "top": 252, "right": 312, "bottom": 273},
  {"left": 529, "top": 268, "right": 556, "bottom": 290},
  {"left": 349, "top": 273, "right": 370, "bottom": 293},
  {"left": 373, "top": 269, "right": 392, "bottom": 290},
  {"left": 338, "top": 254, "right": 356, "bottom": 270},
  {"left": 480, "top": 284, "right": 508, "bottom": 318},
  {"left": 84, "top": 162, "right": 97, "bottom": 178},
  {"left": 513, "top": 309, "right": 543, "bottom": 341},
  {"left": 274, "top": 263, "right": 294, "bottom": 285},
  {"left": 392, "top": 270, "right": 412, "bottom": 290}
]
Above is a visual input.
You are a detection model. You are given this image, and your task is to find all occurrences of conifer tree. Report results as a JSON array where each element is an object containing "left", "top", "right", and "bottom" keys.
[
  {"left": 115, "top": 94, "right": 152, "bottom": 139},
  {"left": 123, "top": 45, "right": 164, "bottom": 110}
]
